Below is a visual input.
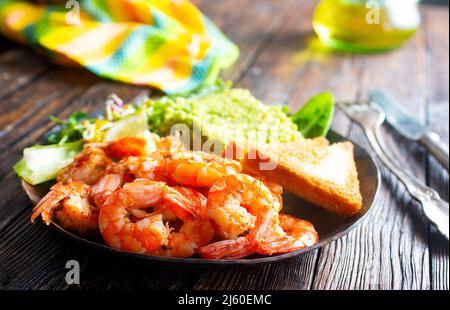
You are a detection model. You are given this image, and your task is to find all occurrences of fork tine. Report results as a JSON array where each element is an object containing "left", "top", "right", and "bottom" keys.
[
  {"left": 336, "top": 100, "right": 370, "bottom": 106},
  {"left": 335, "top": 100, "right": 385, "bottom": 127}
]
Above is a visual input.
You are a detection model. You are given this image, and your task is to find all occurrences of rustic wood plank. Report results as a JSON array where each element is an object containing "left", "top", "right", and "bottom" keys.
[
  {"left": 193, "top": 0, "right": 301, "bottom": 83},
  {"left": 192, "top": 0, "right": 243, "bottom": 30},
  {"left": 221, "top": 0, "right": 298, "bottom": 82},
  {"left": 0, "top": 49, "right": 51, "bottom": 100},
  {"left": 194, "top": 255, "right": 318, "bottom": 290},
  {"left": 423, "top": 6, "right": 449, "bottom": 291},
  {"left": 312, "top": 8, "right": 432, "bottom": 289},
  {"left": 236, "top": 0, "right": 317, "bottom": 105},
  {"left": 0, "top": 69, "right": 97, "bottom": 153},
  {"left": 0, "top": 203, "right": 203, "bottom": 290}
]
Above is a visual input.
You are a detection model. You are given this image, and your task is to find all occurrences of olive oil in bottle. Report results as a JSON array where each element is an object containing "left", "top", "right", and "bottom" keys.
[{"left": 313, "top": 0, "right": 421, "bottom": 53}]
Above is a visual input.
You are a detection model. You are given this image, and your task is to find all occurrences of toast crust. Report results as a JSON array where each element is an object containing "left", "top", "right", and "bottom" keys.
[{"left": 229, "top": 138, "right": 363, "bottom": 218}]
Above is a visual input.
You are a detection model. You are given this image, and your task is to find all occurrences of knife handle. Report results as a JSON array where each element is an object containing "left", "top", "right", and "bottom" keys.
[{"left": 420, "top": 131, "right": 449, "bottom": 171}]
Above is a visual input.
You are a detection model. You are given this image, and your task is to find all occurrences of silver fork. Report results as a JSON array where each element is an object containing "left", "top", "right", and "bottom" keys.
[{"left": 337, "top": 101, "right": 449, "bottom": 239}]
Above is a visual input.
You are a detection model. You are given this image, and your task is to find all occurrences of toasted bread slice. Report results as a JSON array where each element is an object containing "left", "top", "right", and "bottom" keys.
[{"left": 228, "top": 138, "right": 362, "bottom": 217}]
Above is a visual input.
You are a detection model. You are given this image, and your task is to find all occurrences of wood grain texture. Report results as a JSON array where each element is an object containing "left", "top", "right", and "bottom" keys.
[
  {"left": 197, "top": 0, "right": 300, "bottom": 83},
  {"left": 0, "top": 0, "right": 448, "bottom": 290},
  {"left": 0, "top": 69, "right": 97, "bottom": 153},
  {"left": 313, "top": 9, "right": 434, "bottom": 289},
  {"left": 423, "top": 6, "right": 450, "bottom": 291},
  {"left": 0, "top": 49, "right": 50, "bottom": 100}
]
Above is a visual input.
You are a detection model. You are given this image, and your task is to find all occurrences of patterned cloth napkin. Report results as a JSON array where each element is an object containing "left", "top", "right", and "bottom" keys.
[{"left": 0, "top": 0, "right": 239, "bottom": 95}]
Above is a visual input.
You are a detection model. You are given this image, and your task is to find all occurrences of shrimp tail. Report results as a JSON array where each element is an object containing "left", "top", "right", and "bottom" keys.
[
  {"left": 257, "top": 236, "right": 316, "bottom": 255},
  {"left": 257, "top": 215, "right": 319, "bottom": 255},
  {"left": 256, "top": 237, "right": 294, "bottom": 255},
  {"left": 31, "top": 188, "right": 66, "bottom": 224},
  {"left": 91, "top": 174, "right": 123, "bottom": 208},
  {"left": 197, "top": 237, "right": 256, "bottom": 259},
  {"left": 163, "top": 187, "right": 200, "bottom": 220}
]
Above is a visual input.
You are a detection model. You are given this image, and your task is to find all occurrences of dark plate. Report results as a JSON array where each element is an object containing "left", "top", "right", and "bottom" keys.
[{"left": 22, "top": 131, "right": 380, "bottom": 266}]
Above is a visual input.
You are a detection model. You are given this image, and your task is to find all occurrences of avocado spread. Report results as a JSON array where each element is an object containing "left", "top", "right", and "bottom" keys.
[{"left": 147, "top": 88, "right": 302, "bottom": 145}]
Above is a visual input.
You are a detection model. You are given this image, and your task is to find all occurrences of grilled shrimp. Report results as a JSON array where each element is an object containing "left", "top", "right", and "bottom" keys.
[
  {"left": 155, "top": 135, "right": 187, "bottom": 157},
  {"left": 111, "top": 153, "right": 167, "bottom": 182},
  {"left": 98, "top": 180, "right": 201, "bottom": 254},
  {"left": 104, "top": 136, "right": 157, "bottom": 159},
  {"left": 197, "top": 206, "right": 280, "bottom": 259},
  {"left": 206, "top": 174, "right": 277, "bottom": 240},
  {"left": 196, "top": 210, "right": 281, "bottom": 259},
  {"left": 196, "top": 237, "right": 256, "bottom": 259},
  {"left": 166, "top": 151, "right": 242, "bottom": 188},
  {"left": 91, "top": 173, "right": 123, "bottom": 208},
  {"left": 57, "top": 137, "right": 155, "bottom": 186},
  {"left": 57, "top": 146, "right": 112, "bottom": 185},
  {"left": 91, "top": 153, "right": 168, "bottom": 208},
  {"left": 158, "top": 187, "right": 214, "bottom": 258},
  {"left": 197, "top": 174, "right": 286, "bottom": 259},
  {"left": 257, "top": 214, "right": 318, "bottom": 255},
  {"left": 197, "top": 211, "right": 318, "bottom": 259},
  {"left": 247, "top": 172, "right": 284, "bottom": 212},
  {"left": 31, "top": 180, "right": 98, "bottom": 235}
]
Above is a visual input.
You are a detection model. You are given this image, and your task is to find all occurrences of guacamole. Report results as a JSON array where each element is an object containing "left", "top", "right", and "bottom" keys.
[{"left": 147, "top": 89, "right": 302, "bottom": 146}]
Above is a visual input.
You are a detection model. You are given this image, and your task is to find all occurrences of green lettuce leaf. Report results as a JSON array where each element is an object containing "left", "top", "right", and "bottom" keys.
[
  {"left": 14, "top": 141, "right": 83, "bottom": 185},
  {"left": 47, "top": 112, "right": 91, "bottom": 144},
  {"left": 290, "top": 92, "right": 335, "bottom": 138}
]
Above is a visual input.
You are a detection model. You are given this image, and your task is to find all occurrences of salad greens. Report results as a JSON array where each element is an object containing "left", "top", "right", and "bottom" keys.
[
  {"left": 290, "top": 92, "right": 335, "bottom": 139},
  {"left": 14, "top": 141, "right": 83, "bottom": 185},
  {"left": 47, "top": 112, "right": 92, "bottom": 145},
  {"left": 14, "top": 87, "right": 336, "bottom": 185}
]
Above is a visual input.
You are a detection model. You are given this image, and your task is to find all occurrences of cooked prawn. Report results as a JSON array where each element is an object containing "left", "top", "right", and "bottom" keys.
[
  {"left": 110, "top": 153, "right": 167, "bottom": 182},
  {"left": 98, "top": 180, "right": 202, "bottom": 254},
  {"left": 31, "top": 180, "right": 98, "bottom": 235},
  {"left": 104, "top": 136, "right": 152, "bottom": 159},
  {"left": 155, "top": 135, "right": 186, "bottom": 157},
  {"left": 158, "top": 187, "right": 214, "bottom": 258},
  {"left": 166, "top": 151, "right": 242, "bottom": 188},
  {"left": 246, "top": 172, "right": 284, "bottom": 212},
  {"left": 206, "top": 174, "right": 277, "bottom": 240},
  {"left": 196, "top": 237, "right": 256, "bottom": 259},
  {"left": 126, "top": 186, "right": 214, "bottom": 257},
  {"left": 57, "top": 146, "right": 112, "bottom": 185},
  {"left": 197, "top": 203, "right": 281, "bottom": 259},
  {"left": 257, "top": 213, "right": 319, "bottom": 255},
  {"left": 91, "top": 173, "right": 123, "bottom": 208},
  {"left": 197, "top": 212, "right": 318, "bottom": 259},
  {"left": 91, "top": 153, "right": 168, "bottom": 208}
]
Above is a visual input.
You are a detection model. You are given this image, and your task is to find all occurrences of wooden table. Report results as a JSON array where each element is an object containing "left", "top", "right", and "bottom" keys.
[{"left": 0, "top": 0, "right": 448, "bottom": 290}]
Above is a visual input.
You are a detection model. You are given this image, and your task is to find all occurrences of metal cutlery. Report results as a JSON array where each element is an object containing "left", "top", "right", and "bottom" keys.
[
  {"left": 370, "top": 90, "right": 449, "bottom": 170},
  {"left": 337, "top": 100, "right": 449, "bottom": 239}
]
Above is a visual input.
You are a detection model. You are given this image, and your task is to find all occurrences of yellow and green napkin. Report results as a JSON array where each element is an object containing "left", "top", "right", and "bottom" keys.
[{"left": 0, "top": 0, "right": 239, "bottom": 95}]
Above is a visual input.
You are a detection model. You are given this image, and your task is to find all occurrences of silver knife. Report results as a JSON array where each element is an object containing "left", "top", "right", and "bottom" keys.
[{"left": 370, "top": 90, "right": 449, "bottom": 170}]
